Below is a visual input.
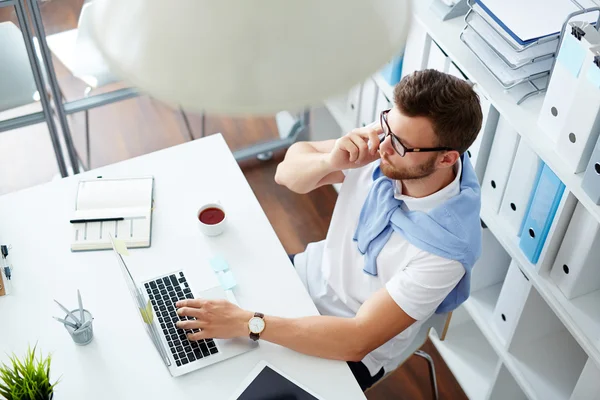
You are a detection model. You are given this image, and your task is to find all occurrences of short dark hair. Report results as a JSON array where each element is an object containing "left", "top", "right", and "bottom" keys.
[{"left": 393, "top": 69, "right": 483, "bottom": 155}]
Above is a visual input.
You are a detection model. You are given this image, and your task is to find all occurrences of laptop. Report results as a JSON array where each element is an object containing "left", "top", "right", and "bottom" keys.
[{"left": 108, "top": 235, "right": 258, "bottom": 377}]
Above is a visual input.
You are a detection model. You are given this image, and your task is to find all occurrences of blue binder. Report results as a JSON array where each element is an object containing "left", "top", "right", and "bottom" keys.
[
  {"left": 519, "top": 163, "right": 565, "bottom": 264},
  {"left": 381, "top": 55, "right": 403, "bottom": 86}
]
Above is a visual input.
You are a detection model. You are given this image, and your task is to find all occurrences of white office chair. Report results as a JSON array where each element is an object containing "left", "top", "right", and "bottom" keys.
[
  {"left": 366, "top": 312, "right": 451, "bottom": 400},
  {"left": 43, "top": 1, "right": 197, "bottom": 169},
  {"left": 0, "top": 22, "right": 40, "bottom": 116}
]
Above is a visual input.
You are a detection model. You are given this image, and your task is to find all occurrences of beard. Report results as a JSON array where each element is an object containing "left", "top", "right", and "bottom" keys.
[{"left": 380, "top": 154, "right": 438, "bottom": 180}]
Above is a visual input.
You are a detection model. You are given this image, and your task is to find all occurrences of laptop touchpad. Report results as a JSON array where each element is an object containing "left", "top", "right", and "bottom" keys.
[{"left": 195, "top": 285, "right": 237, "bottom": 305}]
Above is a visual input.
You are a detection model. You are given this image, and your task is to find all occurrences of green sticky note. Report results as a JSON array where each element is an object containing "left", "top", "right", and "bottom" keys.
[
  {"left": 113, "top": 238, "right": 129, "bottom": 256},
  {"left": 209, "top": 256, "right": 229, "bottom": 272},
  {"left": 140, "top": 299, "right": 153, "bottom": 324},
  {"left": 217, "top": 270, "right": 237, "bottom": 290}
]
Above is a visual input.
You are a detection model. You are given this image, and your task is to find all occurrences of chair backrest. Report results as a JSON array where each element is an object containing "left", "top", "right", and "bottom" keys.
[
  {"left": 72, "top": 1, "right": 117, "bottom": 87},
  {"left": 427, "top": 311, "right": 451, "bottom": 341},
  {"left": 0, "top": 22, "right": 38, "bottom": 112},
  {"left": 383, "top": 312, "right": 451, "bottom": 378}
]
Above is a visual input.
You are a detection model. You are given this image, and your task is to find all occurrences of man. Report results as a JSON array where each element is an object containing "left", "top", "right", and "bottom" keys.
[{"left": 175, "top": 70, "right": 483, "bottom": 391}]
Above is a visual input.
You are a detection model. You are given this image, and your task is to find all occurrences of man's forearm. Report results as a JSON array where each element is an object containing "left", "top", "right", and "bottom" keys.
[
  {"left": 275, "top": 141, "right": 338, "bottom": 194},
  {"left": 260, "top": 315, "right": 367, "bottom": 362}
]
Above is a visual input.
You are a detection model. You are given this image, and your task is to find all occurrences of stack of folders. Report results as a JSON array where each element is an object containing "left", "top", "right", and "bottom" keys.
[
  {"left": 482, "top": 116, "right": 566, "bottom": 265},
  {"left": 460, "top": 0, "right": 598, "bottom": 102}
]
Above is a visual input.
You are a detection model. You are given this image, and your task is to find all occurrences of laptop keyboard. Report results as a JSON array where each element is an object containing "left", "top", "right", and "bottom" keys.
[{"left": 144, "top": 271, "right": 219, "bottom": 367}]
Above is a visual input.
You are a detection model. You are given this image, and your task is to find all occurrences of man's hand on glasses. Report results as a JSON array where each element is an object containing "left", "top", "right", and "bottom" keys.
[{"left": 327, "top": 122, "right": 383, "bottom": 171}]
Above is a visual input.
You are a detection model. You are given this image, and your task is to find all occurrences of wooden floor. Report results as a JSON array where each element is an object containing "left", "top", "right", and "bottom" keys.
[{"left": 0, "top": 2, "right": 466, "bottom": 399}]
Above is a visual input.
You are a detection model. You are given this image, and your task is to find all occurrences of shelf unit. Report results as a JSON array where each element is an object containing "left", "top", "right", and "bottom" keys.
[
  {"left": 468, "top": 282, "right": 503, "bottom": 324},
  {"left": 324, "top": 96, "right": 355, "bottom": 135},
  {"left": 323, "top": 1, "right": 600, "bottom": 398},
  {"left": 430, "top": 306, "right": 499, "bottom": 400},
  {"left": 481, "top": 206, "right": 600, "bottom": 365},
  {"left": 509, "top": 289, "right": 588, "bottom": 400},
  {"left": 489, "top": 365, "right": 529, "bottom": 400}
]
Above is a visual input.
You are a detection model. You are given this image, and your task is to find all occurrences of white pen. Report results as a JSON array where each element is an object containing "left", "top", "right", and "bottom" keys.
[
  {"left": 77, "top": 290, "right": 84, "bottom": 324},
  {"left": 54, "top": 299, "right": 81, "bottom": 326},
  {"left": 53, "top": 316, "right": 79, "bottom": 330},
  {"left": 75, "top": 320, "right": 92, "bottom": 333}
]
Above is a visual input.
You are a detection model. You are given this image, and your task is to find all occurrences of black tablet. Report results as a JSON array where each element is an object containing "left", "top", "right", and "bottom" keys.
[{"left": 232, "top": 361, "right": 323, "bottom": 400}]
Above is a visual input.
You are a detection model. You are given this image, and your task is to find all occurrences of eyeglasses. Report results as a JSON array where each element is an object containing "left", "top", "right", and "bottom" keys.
[{"left": 379, "top": 109, "right": 454, "bottom": 157}]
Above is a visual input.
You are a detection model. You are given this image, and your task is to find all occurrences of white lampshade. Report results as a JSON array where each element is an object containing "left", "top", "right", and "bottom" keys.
[{"left": 90, "top": 0, "right": 410, "bottom": 114}]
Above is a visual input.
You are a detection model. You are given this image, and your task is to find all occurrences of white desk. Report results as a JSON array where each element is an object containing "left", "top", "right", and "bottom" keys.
[{"left": 0, "top": 134, "right": 365, "bottom": 400}]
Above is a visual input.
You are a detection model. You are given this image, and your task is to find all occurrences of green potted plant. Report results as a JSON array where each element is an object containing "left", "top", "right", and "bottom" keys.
[{"left": 0, "top": 345, "right": 58, "bottom": 400}]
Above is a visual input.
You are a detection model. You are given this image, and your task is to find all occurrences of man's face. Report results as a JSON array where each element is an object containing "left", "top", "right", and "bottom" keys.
[{"left": 379, "top": 107, "right": 441, "bottom": 181}]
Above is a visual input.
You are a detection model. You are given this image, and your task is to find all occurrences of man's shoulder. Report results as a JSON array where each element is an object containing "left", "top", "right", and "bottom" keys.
[
  {"left": 383, "top": 234, "right": 464, "bottom": 271},
  {"left": 342, "top": 162, "right": 379, "bottom": 184}
]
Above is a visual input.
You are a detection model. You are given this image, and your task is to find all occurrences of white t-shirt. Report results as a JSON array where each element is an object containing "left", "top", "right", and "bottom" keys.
[{"left": 293, "top": 160, "right": 465, "bottom": 376}]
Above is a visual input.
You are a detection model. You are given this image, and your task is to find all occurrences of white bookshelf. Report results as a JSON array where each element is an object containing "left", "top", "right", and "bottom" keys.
[
  {"left": 468, "top": 282, "right": 503, "bottom": 323},
  {"left": 481, "top": 205, "right": 600, "bottom": 364},
  {"left": 323, "top": 1, "right": 600, "bottom": 398},
  {"left": 508, "top": 289, "right": 588, "bottom": 400},
  {"left": 462, "top": 298, "right": 539, "bottom": 400},
  {"left": 570, "top": 359, "right": 600, "bottom": 400},
  {"left": 371, "top": 74, "right": 394, "bottom": 104},
  {"left": 489, "top": 365, "right": 529, "bottom": 400},
  {"left": 323, "top": 97, "right": 354, "bottom": 135},
  {"left": 430, "top": 307, "right": 499, "bottom": 400}
]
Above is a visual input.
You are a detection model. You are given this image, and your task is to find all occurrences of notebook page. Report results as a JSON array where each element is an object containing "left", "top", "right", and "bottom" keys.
[{"left": 76, "top": 177, "right": 153, "bottom": 211}]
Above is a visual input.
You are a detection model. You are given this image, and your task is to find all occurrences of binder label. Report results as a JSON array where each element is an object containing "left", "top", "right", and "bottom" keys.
[
  {"left": 557, "top": 35, "right": 587, "bottom": 78},
  {"left": 530, "top": 173, "right": 555, "bottom": 225},
  {"left": 586, "top": 63, "right": 600, "bottom": 88}
]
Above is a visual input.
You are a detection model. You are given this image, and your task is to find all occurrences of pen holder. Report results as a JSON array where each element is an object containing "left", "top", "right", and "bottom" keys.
[{"left": 64, "top": 309, "right": 94, "bottom": 346}]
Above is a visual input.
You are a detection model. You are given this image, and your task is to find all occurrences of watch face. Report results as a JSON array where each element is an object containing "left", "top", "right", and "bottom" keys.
[{"left": 249, "top": 317, "right": 265, "bottom": 334}]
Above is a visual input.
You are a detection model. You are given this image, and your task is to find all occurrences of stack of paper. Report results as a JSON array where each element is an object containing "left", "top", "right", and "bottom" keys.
[
  {"left": 466, "top": 10, "right": 558, "bottom": 67},
  {"left": 476, "top": 0, "right": 597, "bottom": 46},
  {"left": 461, "top": 0, "right": 599, "bottom": 97},
  {"left": 462, "top": 28, "right": 554, "bottom": 86}
]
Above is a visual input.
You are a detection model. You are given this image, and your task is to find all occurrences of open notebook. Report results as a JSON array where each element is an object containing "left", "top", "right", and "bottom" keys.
[{"left": 70, "top": 176, "right": 154, "bottom": 251}]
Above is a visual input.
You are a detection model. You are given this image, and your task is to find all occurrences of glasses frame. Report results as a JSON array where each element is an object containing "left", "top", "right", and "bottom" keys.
[{"left": 379, "top": 109, "right": 454, "bottom": 157}]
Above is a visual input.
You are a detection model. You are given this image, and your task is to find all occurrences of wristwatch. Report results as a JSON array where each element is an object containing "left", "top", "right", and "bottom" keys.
[{"left": 248, "top": 312, "right": 265, "bottom": 341}]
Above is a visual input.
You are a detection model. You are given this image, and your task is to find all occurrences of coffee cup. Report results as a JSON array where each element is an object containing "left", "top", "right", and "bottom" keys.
[{"left": 197, "top": 203, "right": 227, "bottom": 236}]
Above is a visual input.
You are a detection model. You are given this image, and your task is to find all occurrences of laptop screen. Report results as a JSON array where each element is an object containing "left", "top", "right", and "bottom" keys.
[
  {"left": 109, "top": 235, "right": 145, "bottom": 307},
  {"left": 108, "top": 235, "right": 171, "bottom": 366}
]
